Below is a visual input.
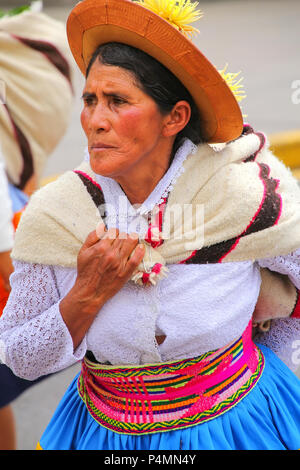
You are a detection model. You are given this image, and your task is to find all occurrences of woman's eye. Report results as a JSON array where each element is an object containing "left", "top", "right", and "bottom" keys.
[
  {"left": 84, "top": 97, "right": 95, "bottom": 106},
  {"left": 111, "top": 96, "right": 126, "bottom": 105}
]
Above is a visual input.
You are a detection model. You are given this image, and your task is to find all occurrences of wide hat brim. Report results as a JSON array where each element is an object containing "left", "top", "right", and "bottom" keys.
[{"left": 67, "top": 0, "right": 243, "bottom": 143}]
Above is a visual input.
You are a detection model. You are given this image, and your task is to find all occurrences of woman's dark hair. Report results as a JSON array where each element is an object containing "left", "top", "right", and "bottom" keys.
[{"left": 86, "top": 42, "right": 202, "bottom": 157}]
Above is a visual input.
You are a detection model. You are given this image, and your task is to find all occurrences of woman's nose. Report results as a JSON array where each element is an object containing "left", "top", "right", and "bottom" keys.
[{"left": 89, "top": 103, "right": 111, "bottom": 132}]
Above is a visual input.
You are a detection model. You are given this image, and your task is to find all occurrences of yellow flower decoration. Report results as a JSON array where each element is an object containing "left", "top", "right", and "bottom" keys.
[
  {"left": 134, "top": 0, "right": 203, "bottom": 37},
  {"left": 218, "top": 64, "right": 246, "bottom": 103}
]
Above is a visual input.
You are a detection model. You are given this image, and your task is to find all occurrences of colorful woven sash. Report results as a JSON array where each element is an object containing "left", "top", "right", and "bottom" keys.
[{"left": 77, "top": 321, "right": 264, "bottom": 435}]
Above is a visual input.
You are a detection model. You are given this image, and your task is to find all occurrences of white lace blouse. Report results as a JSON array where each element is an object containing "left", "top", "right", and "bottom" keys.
[{"left": 0, "top": 140, "right": 300, "bottom": 380}]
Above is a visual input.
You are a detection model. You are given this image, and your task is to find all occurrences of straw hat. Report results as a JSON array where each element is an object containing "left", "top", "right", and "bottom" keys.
[{"left": 67, "top": 0, "right": 243, "bottom": 143}]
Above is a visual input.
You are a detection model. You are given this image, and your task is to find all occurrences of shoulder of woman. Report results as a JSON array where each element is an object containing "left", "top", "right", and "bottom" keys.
[
  {"left": 22, "top": 161, "right": 92, "bottom": 214},
  {"left": 11, "top": 162, "right": 99, "bottom": 268}
]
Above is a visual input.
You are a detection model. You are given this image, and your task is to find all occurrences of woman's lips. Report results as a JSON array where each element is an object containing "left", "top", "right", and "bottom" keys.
[{"left": 91, "top": 143, "right": 114, "bottom": 150}]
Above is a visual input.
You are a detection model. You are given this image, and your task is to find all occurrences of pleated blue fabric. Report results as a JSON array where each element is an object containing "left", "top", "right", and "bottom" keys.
[{"left": 38, "top": 345, "right": 300, "bottom": 450}]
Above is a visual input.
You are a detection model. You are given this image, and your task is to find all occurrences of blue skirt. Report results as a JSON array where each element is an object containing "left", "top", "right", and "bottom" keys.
[{"left": 38, "top": 345, "right": 300, "bottom": 450}]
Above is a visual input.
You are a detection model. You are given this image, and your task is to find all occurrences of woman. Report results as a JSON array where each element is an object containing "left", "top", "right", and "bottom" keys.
[{"left": 1, "top": 0, "right": 300, "bottom": 450}]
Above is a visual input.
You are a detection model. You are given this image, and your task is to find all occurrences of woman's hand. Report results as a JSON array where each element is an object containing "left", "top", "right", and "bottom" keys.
[
  {"left": 75, "top": 223, "right": 145, "bottom": 313},
  {"left": 253, "top": 268, "right": 297, "bottom": 327},
  {"left": 59, "top": 223, "right": 145, "bottom": 349}
]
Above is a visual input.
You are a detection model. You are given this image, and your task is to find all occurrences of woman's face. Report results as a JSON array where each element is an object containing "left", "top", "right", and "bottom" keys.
[{"left": 81, "top": 60, "right": 170, "bottom": 179}]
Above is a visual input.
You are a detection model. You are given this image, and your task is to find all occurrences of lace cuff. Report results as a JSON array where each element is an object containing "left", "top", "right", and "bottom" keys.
[
  {"left": 255, "top": 317, "right": 300, "bottom": 372},
  {"left": 258, "top": 248, "right": 300, "bottom": 290},
  {"left": 256, "top": 249, "right": 300, "bottom": 371},
  {"left": 0, "top": 261, "right": 86, "bottom": 380},
  {"left": 1, "top": 302, "right": 86, "bottom": 380}
]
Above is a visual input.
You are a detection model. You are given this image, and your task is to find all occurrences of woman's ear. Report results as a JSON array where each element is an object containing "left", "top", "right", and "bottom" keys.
[{"left": 162, "top": 101, "right": 191, "bottom": 137}]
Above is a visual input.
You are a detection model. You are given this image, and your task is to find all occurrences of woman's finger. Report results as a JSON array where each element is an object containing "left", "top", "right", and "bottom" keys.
[
  {"left": 81, "top": 229, "right": 103, "bottom": 250},
  {"left": 124, "top": 243, "right": 145, "bottom": 276},
  {"left": 117, "top": 232, "right": 139, "bottom": 259},
  {"left": 113, "top": 231, "right": 138, "bottom": 248},
  {"left": 80, "top": 223, "right": 108, "bottom": 252},
  {"left": 96, "top": 222, "right": 106, "bottom": 239},
  {"left": 101, "top": 227, "right": 119, "bottom": 244}
]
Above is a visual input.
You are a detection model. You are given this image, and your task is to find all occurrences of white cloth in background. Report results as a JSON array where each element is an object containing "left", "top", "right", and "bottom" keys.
[{"left": 0, "top": 10, "right": 74, "bottom": 188}]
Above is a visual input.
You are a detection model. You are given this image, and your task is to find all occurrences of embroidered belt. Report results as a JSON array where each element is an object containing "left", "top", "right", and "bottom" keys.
[{"left": 77, "top": 321, "right": 264, "bottom": 435}]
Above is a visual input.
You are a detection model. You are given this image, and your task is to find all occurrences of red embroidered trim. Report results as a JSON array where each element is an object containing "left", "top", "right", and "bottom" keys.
[
  {"left": 144, "top": 197, "right": 167, "bottom": 248},
  {"left": 291, "top": 289, "right": 300, "bottom": 318}
]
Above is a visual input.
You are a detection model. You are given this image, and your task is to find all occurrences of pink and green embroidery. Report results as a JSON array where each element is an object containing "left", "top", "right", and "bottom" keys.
[{"left": 77, "top": 321, "right": 264, "bottom": 435}]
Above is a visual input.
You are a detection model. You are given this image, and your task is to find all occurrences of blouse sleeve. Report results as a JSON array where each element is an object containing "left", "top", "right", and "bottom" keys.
[
  {"left": 255, "top": 248, "right": 300, "bottom": 373},
  {"left": 258, "top": 248, "right": 300, "bottom": 290},
  {"left": 0, "top": 260, "right": 87, "bottom": 380}
]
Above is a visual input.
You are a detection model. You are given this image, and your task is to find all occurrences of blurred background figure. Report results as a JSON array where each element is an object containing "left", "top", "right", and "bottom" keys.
[
  {"left": 0, "top": 154, "right": 14, "bottom": 321},
  {"left": 0, "top": 152, "right": 16, "bottom": 450},
  {"left": 0, "top": 1, "right": 74, "bottom": 449}
]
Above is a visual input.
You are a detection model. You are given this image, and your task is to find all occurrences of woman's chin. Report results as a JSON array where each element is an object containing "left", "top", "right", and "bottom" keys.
[
  {"left": 89, "top": 154, "right": 116, "bottom": 177},
  {"left": 90, "top": 161, "right": 122, "bottom": 179}
]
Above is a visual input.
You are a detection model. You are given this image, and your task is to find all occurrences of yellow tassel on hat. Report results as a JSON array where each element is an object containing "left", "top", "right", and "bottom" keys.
[
  {"left": 218, "top": 64, "right": 247, "bottom": 103},
  {"left": 135, "top": 0, "right": 203, "bottom": 37}
]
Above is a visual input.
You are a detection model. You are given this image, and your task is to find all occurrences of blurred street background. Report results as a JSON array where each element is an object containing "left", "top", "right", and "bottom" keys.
[{"left": 0, "top": 0, "right": 299, "bottom": 450}]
